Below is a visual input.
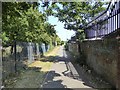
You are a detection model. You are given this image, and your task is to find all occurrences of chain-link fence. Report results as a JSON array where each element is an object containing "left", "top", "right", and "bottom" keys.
[{"left": 2, "top": 41, "right": 53, "bottom": 85}]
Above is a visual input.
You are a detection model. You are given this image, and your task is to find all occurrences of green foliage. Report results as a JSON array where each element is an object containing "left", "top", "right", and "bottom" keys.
[
  {"left": 2, "top": 2, "right": 61, "bottom": 46},
  {"left": 61, "top": 41, "right": 64, "bottom": 45},
  {"left": 76, "top": 29, "right": 85, "bottom": 41},
  {"left": 55, "top": 36, "right": 61, "bottom": 45},
  {"left": 2, "top": 2, "right": 37, "bottom": 44},
  {"left": 42, "top": 1, "right": 107, "bottom": 41},
  {"left": 1, "top": 32, "right": 9, "bottom": 45},
  {"left": 43, "top": 2, "right": 107, "bottom": 31},
  {"left": 2, "top": 1, "right": 107, "bottom": 46},
  {"left": 64, "top": 42, "right": 69, "bottom": 51}
]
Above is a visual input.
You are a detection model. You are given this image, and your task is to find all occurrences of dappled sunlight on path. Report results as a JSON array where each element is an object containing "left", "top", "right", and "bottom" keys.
[
  {"left": 42, "top": 46, "right": 92, "bottom": 88},
  {"left": 28, "top": 61, "right": 52, "bottom": 72},
  {"left": 28, "top": 46, "right": 61, "bottom": 72},
  {"left": 45, "top": 46, "right": 61, "bottom": 57}
]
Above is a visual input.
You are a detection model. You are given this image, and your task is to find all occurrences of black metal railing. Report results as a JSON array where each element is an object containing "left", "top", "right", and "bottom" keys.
[{"left": 85, "top": 0, "right": 120, "bottom": 39}]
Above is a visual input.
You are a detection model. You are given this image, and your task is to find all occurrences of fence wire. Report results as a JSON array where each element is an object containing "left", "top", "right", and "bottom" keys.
[{"left": 2, "top": 41, "right": 52, "bottom": 85}]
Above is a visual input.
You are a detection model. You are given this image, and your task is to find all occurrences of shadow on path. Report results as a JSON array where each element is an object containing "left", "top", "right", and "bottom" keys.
[
  {"left": 42, "top": 71, "right": 66, "bottom": 88},
  {"left": 40, "top": 47, "right": 94, "bottom": 88},
  {"left": 40, "top": 46, "right": 113, "bottom": 89}
]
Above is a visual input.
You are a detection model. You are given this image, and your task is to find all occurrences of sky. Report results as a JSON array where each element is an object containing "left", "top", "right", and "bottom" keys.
[
  {"left": 48, "top": 16, "right": 75, "bottom": 41},
  {"left": 38, "top": 1, "right": 75, "bottom": 41},
  {"left": 38, "top": 1, "right": 110, "bottom": 41}
]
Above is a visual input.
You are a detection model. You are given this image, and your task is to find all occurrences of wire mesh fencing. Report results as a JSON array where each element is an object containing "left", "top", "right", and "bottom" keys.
[{"left": 2, "top": 41, "right": 53, "bottom": 85}]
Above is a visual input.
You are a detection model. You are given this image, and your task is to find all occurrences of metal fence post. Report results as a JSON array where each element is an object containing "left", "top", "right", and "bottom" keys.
[{"left": 14, "top": 40, "right": 17, "bottom": 73}]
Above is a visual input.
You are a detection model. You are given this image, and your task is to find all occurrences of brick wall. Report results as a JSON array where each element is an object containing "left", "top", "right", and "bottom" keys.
[{"left": 81, "top": 39, "right": 119, "bottom": 88}]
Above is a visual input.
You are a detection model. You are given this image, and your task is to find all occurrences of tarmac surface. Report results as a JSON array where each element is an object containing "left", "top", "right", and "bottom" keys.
[{"left": 41, "top": 46, "right": 91, "bottom": 88}]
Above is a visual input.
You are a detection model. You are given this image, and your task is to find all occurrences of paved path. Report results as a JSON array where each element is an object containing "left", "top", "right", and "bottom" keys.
[{"left": 41, "top": 46, "right": 92, "bottom": 88}]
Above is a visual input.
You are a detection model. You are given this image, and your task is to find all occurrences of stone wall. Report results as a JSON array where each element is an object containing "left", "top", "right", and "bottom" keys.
[
  {"left": 68, "top": 42, "right": 79, "bottom": 56},
  {"left": 81, "top": 39, "right": 119, "bottom": 88}
]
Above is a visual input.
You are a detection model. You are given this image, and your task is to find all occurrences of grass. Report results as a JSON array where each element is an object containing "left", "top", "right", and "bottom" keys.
[
  {"left": 44, "top": 46, "right": 60, "bottom": 57},
  {"left": 4, "top": 46, "right": 60, "bottom": 88},
  {"left": 28, "top": 61, "right": 52, "bottom": 72},
  {"left": 7, "top": 69, "right": 46, "bottom": 88},
  {"left": 5, "top": 60, "right": 48, "bottom": 88}
]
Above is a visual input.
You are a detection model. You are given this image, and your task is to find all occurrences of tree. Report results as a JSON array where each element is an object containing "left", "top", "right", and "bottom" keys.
[
  {"left": 55, "top": 35, "right": 61, "bottom": 45},
  {"left": 61, "top": 41, "right": 65, "bottom": 45},
  {"left": 41, "top": 1, "right": 107, "bottom": 42},
  {"left": 2, "top": 2, "right": 38, "bottom": 45},
  {"left": 42, "top": 2, "right": 106, "bottom": 31},
  {"left": 2, "top": 2, "right": 60, "bottom": 46},
  {"left": 1, "top": 2, "right": 40, "bottom": 57},
  {"left": 2, "top": 2, "right": 62, "bottom": 73}
]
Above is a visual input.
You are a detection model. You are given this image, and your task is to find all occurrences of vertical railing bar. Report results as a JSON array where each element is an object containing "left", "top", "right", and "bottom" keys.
[
  {"left": 114, "top": 4, "right": 115, "bottom": 31},
  {"left": 108, "top": 15, "right": 109, "bottom": 35},
  {"left": 111, "top": 10, "right": 113, "bottom": 33},
  {"left": 111, "top": 11, "right": 114, "bottom": 34},
  {"left": 84, "top": 0, "right": 120, "bottom": 39},
  {"left": 117, "top": 2, "right": 118, "bottom": 29},
  {"left": 118, "top": 0, "right": 119, "bottom": 29},
  {"left": 115, "top": 3, "right": 117, "bottom": 30}
]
